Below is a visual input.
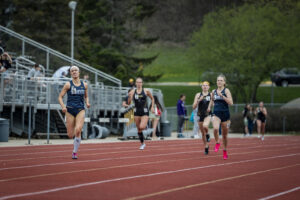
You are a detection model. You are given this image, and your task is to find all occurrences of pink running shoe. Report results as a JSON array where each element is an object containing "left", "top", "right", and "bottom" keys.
[
  {"left": 72, "top": 152, "right": 78, "bottom": 159},
  {"left": 223, "top": 150, "right": 228, "bottom": 160},
  {"left": 214, "top": 143, "right": 221, "bottom": 152}
]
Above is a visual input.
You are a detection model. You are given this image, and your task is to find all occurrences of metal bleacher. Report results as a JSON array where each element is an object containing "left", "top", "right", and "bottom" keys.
[{"left": 0, "top": 25, "right": 168, "bottom": 139}]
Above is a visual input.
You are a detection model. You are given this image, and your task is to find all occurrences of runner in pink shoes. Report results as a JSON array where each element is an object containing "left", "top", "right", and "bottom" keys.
[{"left": 211, "top": 75, "right": 233, "bottom": 160}]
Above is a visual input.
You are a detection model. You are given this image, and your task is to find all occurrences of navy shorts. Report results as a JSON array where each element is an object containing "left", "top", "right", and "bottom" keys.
[
  {"left": 67, "top": 106, "right": 84, "bottom": 117},
  {"left": 214, "top": 111, "right": 230, "bottom": 122}
]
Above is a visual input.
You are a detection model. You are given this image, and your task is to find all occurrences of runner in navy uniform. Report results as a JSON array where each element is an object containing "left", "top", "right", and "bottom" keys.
[
  {"left": 58, "top": 66, "right": 90, "bottom": 159},
  {"left": 128, "top": 77, "right": 154, "bottom": 150},
  {"left": 256, "top": 101, "right": 267, "bottom": 141},
  {"left": 192, "top": 81, "right": 212, "bottom": 155},
  {"left": 212, "top": 75, "right": 233, "bottom": 160}
]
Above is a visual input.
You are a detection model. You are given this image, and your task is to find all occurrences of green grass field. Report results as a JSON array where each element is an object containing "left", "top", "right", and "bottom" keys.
[
  {"left": 135, "top": 44, "right": 202, "bottom": 82},
  {"left": 146, "top": 85, "right": 300, "bottom": 107}
]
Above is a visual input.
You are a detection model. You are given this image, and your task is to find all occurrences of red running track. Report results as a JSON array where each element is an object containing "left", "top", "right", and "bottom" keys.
[{"left": 0, "top": 136, "right": 300, "bottom": 200}]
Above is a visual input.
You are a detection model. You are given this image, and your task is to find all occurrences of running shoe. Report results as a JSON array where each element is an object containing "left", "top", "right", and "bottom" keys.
[
  {"left": 72, "top": 152, "right": 78, "bottom": 159},
  {"left": 206, "top": 134, "right": 210, "bottom": 142},
  {"left": 139, "top": 143, "right": 146, "bottom": 150},
  {"left": 261, "top": 136, "right": 264, "bottom": 141},
  {"left": 257, "top": 134, "right": 261, "bottom": 138},
  {"left": 204, "top": 146, "right": 209, "bottom": 155},
  {"left": 194, "top": 135, "right": 200, "bottom": 139},
  {"left": 214, "top": 143, "right": 221, "bottom": 152},
  {"left": 223, "top": 150, "right": 228, "bottom": 160}
]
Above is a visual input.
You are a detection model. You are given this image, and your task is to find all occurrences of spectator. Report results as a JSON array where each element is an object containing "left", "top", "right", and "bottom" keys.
[
  {"left": 191, "top": 108, "right": 200, "bottom": 138},
  {"left": 27, "top": 64, "right": 41, "bottom": 80},
  {"left": 149, "top": 96, "right": 163, "bottom": 140},
  {"left": 177, "top": 94, "right": 186, "bottom": 138},
  {"left": 122, "top": 89, "right": 133, "bottom": 108},
  {"left": 83, "top": 74, "right": 89, "bottom": 82},
  {"left": 243, "top": 104, "right": 250, "bottom": 136},
  {"left": 246, "top": 105, "right": 255, "bottom": 136},
  {"left": 128, "top": 78, "right": 135, "bottom": 88},
  {"left": 0, "top": 52, "right": 12, "bottom": 73},
  {"left": 52, "top": 66, "right": 70, "bottom": 78}
]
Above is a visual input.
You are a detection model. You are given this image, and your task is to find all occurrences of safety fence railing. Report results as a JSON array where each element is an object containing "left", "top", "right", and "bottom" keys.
[
  {"left": 165, "top": 103, "right": 285, "bottom": 132},
  {"left": 0, "top": 74, "right": 126, "bottom": 114},
  {"left": 0, "top": 25, "right": 121, "bottom": 86}
]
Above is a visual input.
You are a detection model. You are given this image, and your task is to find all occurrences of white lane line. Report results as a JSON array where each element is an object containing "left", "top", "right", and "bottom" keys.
[
  {"left": 1, "top": 142, "right": 299, "bottom": 170},
  {"left": 0, "top": 153, "right": 299, "bottom": 200},
  {"left": 0, "top": 136, "right": 296, "bottom": 156},
  {"left": 1, "top": 146, "right": 299, "bottom": 183},
  {"left": 0, "top": 150, "right": 200, "bottom": 171},
  {"left": 258, "top": 186, "right": 300, "bottom": 200},
  {"left": 0, "top": 142, "right": 203, "bottom": 157}
]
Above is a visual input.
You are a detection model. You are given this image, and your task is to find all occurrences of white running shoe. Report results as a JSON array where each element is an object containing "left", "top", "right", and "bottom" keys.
[
  {"left": 194, "top": 135, "right": 200, "bottom": 139},
  {"left": 139, "top": 143, "right": 146, "bottom": 150},
  {"left": 257, "top": 134, "right": 261, "bottom": 138},
  {"left": 261, "top": 136, "right": 264, "bottom": 141}
]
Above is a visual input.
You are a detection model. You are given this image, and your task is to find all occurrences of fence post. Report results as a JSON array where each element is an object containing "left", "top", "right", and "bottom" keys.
[
  {"left": 47, "top": 103, "right": 50, "bottom": 144},
  {"left": 283, "top": 116, "right": 286, "bottom": 134},
  {"left": 28, "top": 100, "right": 32, "bottom": 145}
]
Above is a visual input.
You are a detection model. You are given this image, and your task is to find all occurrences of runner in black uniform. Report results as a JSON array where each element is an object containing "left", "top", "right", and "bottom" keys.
[
  {"left": 128, "top": 77, "right": 154, "bottom": 150},
  {"left": 192, "top": 81, "right": 212, "bottom": 155},
  {"left": 211, "top": 75, "right": 233, "bottom": 160},
  {"left": 256, "top": 101, "right": 267, "bottom": 141}
]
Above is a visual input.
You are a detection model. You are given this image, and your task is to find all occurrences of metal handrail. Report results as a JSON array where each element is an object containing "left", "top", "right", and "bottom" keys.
[
  {"left": 16, "top": 56, "right": 46, "bottom": 75},
  {"left": 0, "top": 25, "right": 121, "bottom": 86}
]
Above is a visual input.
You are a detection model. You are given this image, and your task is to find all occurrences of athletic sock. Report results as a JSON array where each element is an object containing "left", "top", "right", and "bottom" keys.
[
  {"left": 138, "top": 132, "right": 144, "bottom": 144},
  {"left": 73, "top": 137, "right": 81, "bottom": 153}
]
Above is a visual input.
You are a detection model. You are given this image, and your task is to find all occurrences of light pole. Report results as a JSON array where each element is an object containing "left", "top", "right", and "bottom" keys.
[{"left": 69, "top": 1, "right": 77, "bottom": 66}]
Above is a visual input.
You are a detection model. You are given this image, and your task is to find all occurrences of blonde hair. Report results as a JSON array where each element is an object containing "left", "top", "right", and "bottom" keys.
[
  {"left": 202, "top": 81, "right": 210, "bottom": 86},
  {"left": 70, "top": 66, "right": 80, "bottom": 72},
  {"left": 217, "top": 74, "right": 226, "bottom": 86}
]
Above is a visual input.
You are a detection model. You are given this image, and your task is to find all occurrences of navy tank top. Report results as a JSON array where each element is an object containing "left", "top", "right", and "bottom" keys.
[
  {"left": 67, "top": 80, "right": 85, "bottom": 109},
  {"left": 213, "top": 88, "right": 229, "bottom": 112}
]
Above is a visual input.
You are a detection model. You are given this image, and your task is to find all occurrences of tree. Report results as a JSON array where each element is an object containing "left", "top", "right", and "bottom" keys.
[
  {"left": 189, "top": 2, "right": 300, "bottom": 103},
  {"left": 76, "top": 0, "right": 160, "bottom": 84}
]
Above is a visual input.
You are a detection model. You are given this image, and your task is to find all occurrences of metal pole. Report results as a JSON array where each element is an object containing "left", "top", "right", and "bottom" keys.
[
  {"left": 71, "top": 9, "right": 75, "bottom": 66},
  {"left": 283, "top": 116, "right": 286, "bottom": 134},
  {"left": 28, "top": 101, "right": 32, "bottom": 145},
  {"left": 46, "top": 51, "right": 50, "bottom": 71},
  {"left": 22, "top": 40, "right": 25, "bottom": 56},
  {"left": 47, "top": 103, "right": 50, "bottom": 144},
  {"left": 271, "top": 81, "right": 274, "bottom": 107}
]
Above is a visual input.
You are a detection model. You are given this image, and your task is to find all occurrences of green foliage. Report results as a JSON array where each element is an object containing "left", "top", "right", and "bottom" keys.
[
  {"left": 76, "top": 0, "right": 159, "bottom": 84},
  {"left": 189, "top": 2, "right": 300, "bottom": 103},
  {"left": 0, "top": 0, "right": 159, "bottom": 85}
]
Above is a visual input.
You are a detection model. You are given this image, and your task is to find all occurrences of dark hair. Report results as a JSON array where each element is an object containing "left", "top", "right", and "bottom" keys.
[
  {"left": 179, "top": 94, "right": 185, "bottom": 99},
  {"left": 154, "top": 96, "right": 163, "bottom": 111},
  {"left": 34, "top": 64, "right": 39, "bottom": 68}
]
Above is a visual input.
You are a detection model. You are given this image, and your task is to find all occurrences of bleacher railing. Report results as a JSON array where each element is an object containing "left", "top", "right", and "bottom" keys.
[{"left": 0, "top": 25, "right": 121, "bottom": 86}]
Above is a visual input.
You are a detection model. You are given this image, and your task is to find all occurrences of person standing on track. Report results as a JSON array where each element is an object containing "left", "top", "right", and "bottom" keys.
[
  {"left": 192, "top": 81, "right": 212, "bottom": 155},
  {"left": 256, "top": 101, "right": 267, "bottom": 141},
  {"left": 58, "top": 66, "right": 90, "bottom": 159},
  {"left": 212, "top": 75, "right": 233, "bottom": 160},
  {"left": 128, "top": 77, "right": 154, "bottom": 150}
]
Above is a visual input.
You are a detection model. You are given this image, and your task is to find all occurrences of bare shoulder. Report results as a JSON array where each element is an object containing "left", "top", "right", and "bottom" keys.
[
  {"left": 83, "top": 81, "right": 88, "bottom": 88},
  {"left": 144, "top": 88, "right": 151, "bottom": 94},
  {"left": 64, "top": 81, "right": 71, "bottom": 89}
]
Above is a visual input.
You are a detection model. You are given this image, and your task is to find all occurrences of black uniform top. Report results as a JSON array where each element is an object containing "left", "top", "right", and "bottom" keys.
[
  {"left": 197, "top": 92, "right": 211, "bottom": 116},
  {"left": 257, "top": 107, "right": 266, "bottom": 121},
  {"left": 134, "top": 89, "right": 148, "bottom": 111}
]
